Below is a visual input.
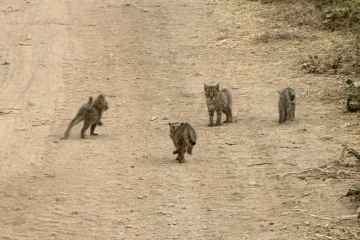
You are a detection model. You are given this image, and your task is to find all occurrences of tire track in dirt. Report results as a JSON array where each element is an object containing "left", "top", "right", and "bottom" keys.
[
  {"left": 0, "top": 0, "right": 68, "bottom": 181},
  {"left": 0, "top": 0, "right": 71, "bottom": 238}
]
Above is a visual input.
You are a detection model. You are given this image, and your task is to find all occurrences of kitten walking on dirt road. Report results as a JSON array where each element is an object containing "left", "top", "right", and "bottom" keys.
[
  {"left": 169, "top": 122, "right": 197, "bottom": 163},
  {"left": 204, "top": 83, "right": 232, "bottom": 126},
  {"left": 61, "top": 94, "right": 109, "bottom": 139},
  {"left": 278, "top": 87, "right": 296, "bottom": 123}
]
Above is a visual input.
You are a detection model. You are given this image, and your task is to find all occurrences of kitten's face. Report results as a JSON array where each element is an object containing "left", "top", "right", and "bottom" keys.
[
  {"left": 96, "top": 94, "right": 109, "bottom": 111},
  {"left": 204, "top": 84, "right": 220, "bottom": 100},
  {"left": 169, "top": 122, "right": 181, "bottom": 134}
]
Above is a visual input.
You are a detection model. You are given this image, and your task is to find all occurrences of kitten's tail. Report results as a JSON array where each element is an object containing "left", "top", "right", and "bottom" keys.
[
  {"left": 87, "top": 96, "right": 93, "bottom": 106},
  {"left": 187, "top": 129, "right": 196, "bottom": 156},
  {"left": 289, "top": 93, "right": 296, "bottom": 101},
  {"left": 181, "top": 124, "right": 196, "bottom": 154},
  {"left": 188, "top": 139, "right": 196, "bottom": 146},
  {"left": 287, "top": 88, "right": 296, "bottom": 101},
  {"left": 187, "top": 128, "right": 196, "bottom": 146}
]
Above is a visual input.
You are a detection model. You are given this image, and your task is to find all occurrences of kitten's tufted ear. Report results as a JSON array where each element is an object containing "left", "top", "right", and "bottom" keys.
[
  {"left": 204, "top": 83, "right": 208, "bottom": 92},
  {"left": 215, "top": 83, "right": 220, "bottom": 91}
]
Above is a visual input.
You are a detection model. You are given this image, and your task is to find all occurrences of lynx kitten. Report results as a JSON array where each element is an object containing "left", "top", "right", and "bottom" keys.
[
  {"left": 169, "top": 122, "right": 197, "bottom": 163},
  {"left": 204, "top": 83, "right": 232, "bottom": 126},
  {"left": 278, "top": 87, "right": 296, "bottom": 123},
  {"left": 62, "top": 94, "right": 109, "bottom": 139}
]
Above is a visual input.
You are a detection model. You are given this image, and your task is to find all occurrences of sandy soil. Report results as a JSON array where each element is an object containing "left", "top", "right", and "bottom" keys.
[{"left": 0, "top": 0, "right": 359, "bottom": 239}]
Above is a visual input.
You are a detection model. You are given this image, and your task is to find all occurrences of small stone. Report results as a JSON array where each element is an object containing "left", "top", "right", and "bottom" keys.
[
  {"left": 138, "top": 195, "right": 144, "bottom": 199},
  {"left": 248, "top": 181, "right": 257, "bottom": 186},
  {"left": 150, "top": 116, "right": 157, "bottom": 121}
]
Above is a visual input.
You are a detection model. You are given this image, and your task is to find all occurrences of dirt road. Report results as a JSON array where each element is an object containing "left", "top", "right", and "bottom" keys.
[{"left": 0, "top": 0, "right": 358, "bottom": 239}]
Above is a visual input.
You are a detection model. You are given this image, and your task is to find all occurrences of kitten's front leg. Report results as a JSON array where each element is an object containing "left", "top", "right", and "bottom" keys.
[
  {"left": 290, "top": 103, "right": 296, "bottom": 121},
  {"left": 215, "top": 109, "right": 222, "bottom": 126},
  {"left": 286, "top": 106, "right": 292, "bottom": 122},
  {"left": 208, "top": 110, "right": 215, "bottom": 127},
  {"left": 279, "top": 107, "right": 285, "bottom": 123}
]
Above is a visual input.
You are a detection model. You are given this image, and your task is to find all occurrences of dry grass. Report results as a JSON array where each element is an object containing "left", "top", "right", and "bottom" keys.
[
  {"left": 276, "top": 146, "right": 360, "bottom": 239},
  {"left": 254, "top": 31, "right": 304, "bottom": 43},
  {"left": 297, "top": 38, "right": 359, "bottom": 77},
  {"left": 305, "top": 221, "right": 360, "bottom": 240},
  {"left": 257, "top": 0, "right": 360, "bottom": 32}
]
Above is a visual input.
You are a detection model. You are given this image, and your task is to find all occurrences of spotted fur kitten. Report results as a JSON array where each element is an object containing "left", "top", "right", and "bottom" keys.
[
  {"left": 204, "top": 83, "right": 232, "bottom": 126},
  {"left": 62, "top": 94, "right": 109, "bottom": 139},
  {"left": 169, "top": 122, "right": 197, "bottom": 163},
  {"left": 278, "top": 87, "right": 296, "bottom": 123}
]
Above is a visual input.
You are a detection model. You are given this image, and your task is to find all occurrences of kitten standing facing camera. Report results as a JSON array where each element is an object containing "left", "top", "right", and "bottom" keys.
[
  {"left": 169, "top": 122, "right": 197, "bottom": 163},
  {"left": 278, "top": 87, "right": 296, "bottom": 123},
  {"left": 204, "top": 83, "right": 232, "bottom": 126}
]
